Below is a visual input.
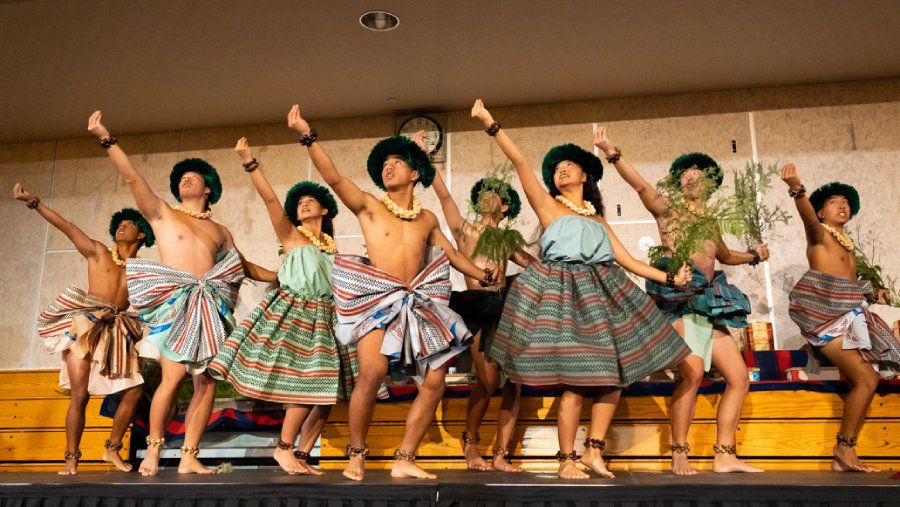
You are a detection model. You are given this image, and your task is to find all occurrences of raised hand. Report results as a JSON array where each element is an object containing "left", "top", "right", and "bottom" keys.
[
  {"left": 674, "top": 263, "right": 693, "bottom": 288},
  {"left": 13, "top": 182, "right": 33, "bottom": 202},
  {"left": 234, "top": 137, "right": 253, "bottom": 164},
  {"left": 287, "top": 104, "right": 312, "bottom": 135},
  {"left": 754, "top": 243, "right": 770, "bottom": 262},
  {"left": 87, "top": 110, "right": 111, "bottom": 139},
  {"left": 411, "top": 129, "right": 427, "bottom": 152},
  {"left": 780, "top": 163, "right": 801, "bottom": 189},
  {"left": 471, "top": 99, "right": 495, "bottom": 127},
  {"left": 593, "top": 127, "right": 613, "bottom": 155}
]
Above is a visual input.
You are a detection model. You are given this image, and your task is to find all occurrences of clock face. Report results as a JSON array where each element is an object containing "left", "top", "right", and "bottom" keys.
[{"left": 398, "top": 115, "right": 443, "bottom": 155}]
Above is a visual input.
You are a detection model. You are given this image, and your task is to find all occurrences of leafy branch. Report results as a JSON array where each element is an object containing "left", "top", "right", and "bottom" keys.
[
  {"left": 732, "top": 161, "right": 791, "bottom": 246},
  {"left": 649, "top": 171, "right": 746, "bottom": 272},
  {"left": 850, "top": 224, "right": 900, "bottom": 307},
  {"left": 468, "top": 163, "right": 531, "bottom": 266}
]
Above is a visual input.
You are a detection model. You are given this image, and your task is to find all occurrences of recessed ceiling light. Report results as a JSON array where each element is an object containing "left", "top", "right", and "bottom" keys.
[{"left": 360, "top": 11, "right": 399, "bottom": 32}]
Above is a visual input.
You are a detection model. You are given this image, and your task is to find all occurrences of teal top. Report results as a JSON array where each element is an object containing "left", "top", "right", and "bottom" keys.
[
  {"left": 540, "top": 215, "right": 615, "bottom": 265},
  {"left": 279, "top": 245, "right": 334, "bottom": 298}
]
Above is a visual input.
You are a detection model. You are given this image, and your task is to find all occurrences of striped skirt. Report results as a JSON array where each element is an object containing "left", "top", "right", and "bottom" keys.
[
  {"left": 208, "top": 287, "right": 365, "bottom": 405},
  {"left": 490, "top": 260, "right": 690, "bottom": 387}
]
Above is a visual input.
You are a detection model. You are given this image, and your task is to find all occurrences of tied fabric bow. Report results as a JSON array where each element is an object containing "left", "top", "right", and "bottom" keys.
[
  {"left": 127, "top": 249, "right": 245, "bottom": 364},
  {"left": 333, "top": 253, "right": 471, "bottom": 379}
]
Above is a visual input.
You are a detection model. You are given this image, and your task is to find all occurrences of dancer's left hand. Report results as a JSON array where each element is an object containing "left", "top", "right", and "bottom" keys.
[
  {"left": 754, "top": 244, "right": 770, "bottom": 262},
  {"left": 673, "top": 263, "right": 692, "bottom": 288},
  {"left": 234, "top": 137, "right": 253, "bottom": 164},
  {"left": 411, "top": 130, "right": 427, "bottom": 152},
  {"left": 87, "top": 110, "right": 110, "bottom": 139},
  {"left": 12, "top": 182, "right": 32, "bottom": 201},
  {"left": 592, "top": 127, "right": 614, "bottom": 156}
]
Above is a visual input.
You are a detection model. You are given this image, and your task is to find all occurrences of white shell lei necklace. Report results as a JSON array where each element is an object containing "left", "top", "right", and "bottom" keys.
[
  {"left": 821, "top": 223, "right": 854, "bottom": 251},
  {"left": 380, "top": 193, "right": 422, "bottom": 220},
  {"left": 297, "top": 225, "right": 337, "bottom": 254},
  {"left": 173, "top": 205, "right": 212, "bottom": 220},
  {"left": 109, "top": 245, "right": 134, "bottom": 268},
  {"left": 555, "top": 195, "right": 596, "bottom": 216}
]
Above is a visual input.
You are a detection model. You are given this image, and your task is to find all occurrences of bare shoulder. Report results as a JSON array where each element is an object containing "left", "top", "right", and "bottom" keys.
[
  {"left": 216, "top": 222, "right": 236, "bottom": 247},
  {"left": 85, "top": 238, "right": 108, "bottom": 259},
  {"left": 419, "top": 208, "right": 440, "bottom": 227},
  {"left": 358, "top": 192, "right": 379, "bottom": 216}
]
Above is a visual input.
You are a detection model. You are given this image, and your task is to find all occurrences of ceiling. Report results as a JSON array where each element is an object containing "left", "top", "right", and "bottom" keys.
[{"left": 2, "top": 0, "right": 900, "bottom": 143}]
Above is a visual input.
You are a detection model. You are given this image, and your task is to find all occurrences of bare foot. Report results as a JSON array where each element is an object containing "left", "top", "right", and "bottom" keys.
[
  {"left": 178, "top": 454, "right": 216, "bottom": 475},
  {"left": 832, "top": 444, "right": 879, "bottom": 473},
  {"left": 391, "top": 459, "right": 437, "bottom": 479},
  {"left": 671, "top": 452, "right": 699, "bottom": 475},
  {"left": 580, "top": 447, "right": 615, "bottom": 478},
  {"left": 58, "top": 457, "right": 78, "bottom": 476},
  {"left": 492, "top": 454, "right": 523, "bottom": 473},
  {"left": 713, "top": 453, "right": 765, "bottom": 473},
  {"left": 558, "top": 460, "right": 589, "bottom": 479},
  {"left": 139, "top": 447, "right": 160, "bottom": 476},
  {"left": 103, "top": 448, "right": 133, "bottom": 472},
  {"left": 273, "top": 447, "right": 305, "bottom": 475},
  {"left": 342, "top": 453, "right": 366, "bottom": 481},
  {"left": 462, "top": 438, "right": 492, "bottom": 471},
  {"left": 296, "top": 457, "right": 325, "bottom": 476}
]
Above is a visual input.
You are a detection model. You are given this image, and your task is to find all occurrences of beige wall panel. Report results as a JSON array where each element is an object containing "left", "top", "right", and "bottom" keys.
[{"left": 0, "top": 142, "right": 57, "bottom": 369}]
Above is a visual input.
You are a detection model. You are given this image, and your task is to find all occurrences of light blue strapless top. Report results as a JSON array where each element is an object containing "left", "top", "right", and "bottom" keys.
[
  {"left": 539, "top": 215, "right": 615, "bottom": 265},
  {"left": 278, "top": 245, "right": 334, "bottom": 298}
]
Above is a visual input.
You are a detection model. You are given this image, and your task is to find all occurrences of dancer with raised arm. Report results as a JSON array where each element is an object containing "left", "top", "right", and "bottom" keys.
[
  {"left": 17, "top": 183, "right": 150, "bottom": 475},
  {"left": 287, "top": 104, "right": 499, "bottom": 481},
  {"left": 599, "top": 128, "right": 767, "bottom": 475},
  {"left": 428, "top": 149, "right": 534, "bottom": 472},
  {"left": 782, "top": 163, "right": 899, "bottom": 473},
  {"left": 471, "top": 99, "right": 692, "bottom": 479},
  {"left": 89, "top": 111, "right": 276, "bottom": 476},
  {"left": 208, "top": 137, "right": 385, "bottom": 475}
]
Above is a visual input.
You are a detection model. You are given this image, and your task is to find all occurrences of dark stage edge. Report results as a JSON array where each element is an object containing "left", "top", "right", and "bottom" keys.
[{"left": 0, "top": 469, "right": 897, "bottom": 507}]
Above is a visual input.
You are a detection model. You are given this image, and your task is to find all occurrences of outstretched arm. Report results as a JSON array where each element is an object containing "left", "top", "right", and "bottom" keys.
[
  {"left": 88, "top": 111, "right": 165, "bottom": 221},
  {"left": 593, "top": 127, "right": 668, "bottom": 217},
  {"left": 600, "top": 216, "right": 691, "bottom": 286},
  {"left": 717, "top": 238, "right": 769, "bottom": 266},
  {"left": 430, "top": 168, "right": 466, "bottom": 234},
  {"left": 233, "top": 138, "right": 298, "bottom": 245},
  {"left": 13, "top": 183, "right": 103, "bottom": 260},
  {"left": 288, "top": 105, "right": 369, "bottom": 214},
  {"left": 221, "top": 227, "right": 277, "bottom": 283},
  {"left": 428, "top": 218, "right": 500, "bottom": 286},
  {"left": 780, "top": 163, "right": 824, "bottom": 245},
  {"left": 243, "top": 259, "right": 278, "bottom": 283},
  {"left": 470, "top": 99, "right": 555, "bottom": 216},
  {"left": 414, "top": 130, "right": 467, "bottom": 241}
]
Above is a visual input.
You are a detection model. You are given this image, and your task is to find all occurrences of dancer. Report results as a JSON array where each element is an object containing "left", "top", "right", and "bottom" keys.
[
  {"left": 782, "top": 163, "right": 899, "bottom": 472},
  {"left": 88, "top": 111, "right": 275, "bottom": 476},
  {"left": 429, "top": 160, "right": 533, "bottom": 472},
  {"left": 16, "top": 182, "right": 150, "bottom": 474},
  {"left": 473, "top": 99, "right": 692, "bottom": 479},
  {"left": 287, "top": 104, "right": 499, "bottom": 481},
  {"left": 208, "top": 137, "right": 385, "bottom": 475},
  {"left": 599, "top": 129, "right": 767, "bottom": 474}
]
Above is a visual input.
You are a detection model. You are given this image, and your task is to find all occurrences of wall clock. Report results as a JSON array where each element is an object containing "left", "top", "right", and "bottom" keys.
[{"left": 398, "top": 114, "right": 443, "bottom": 156}]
